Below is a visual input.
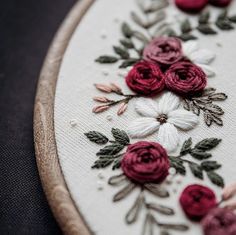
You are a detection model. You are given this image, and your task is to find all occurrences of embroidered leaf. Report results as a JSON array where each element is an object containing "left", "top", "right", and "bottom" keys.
[
  {"left": 122, "top": 22, "right": 133, "bottom": 38},
  {"left": 197, "top": 25, "right": 217, "bottom": 35},
  {"left": 146, "top": 203, "right": 175, "bottom": 216},
  {"left": 189, "top": 162, "right": 203, "bottom": 179},
  {"left": 84, "top": 131, "right": 109, "bottom": 144},
  {"left": 109, "top": 174, "right": 127, "bottom": 186},
  {"left": 113, "top": 182, "right": 136, "bottom": 202},
  {"left": 158, "top": 223, "right": 189, "bottom": 231},
  {"left": 131, "top": 11, "right": 146, "bottom": 28},
  {"left": 190, "top": 150, "right": 212, "bottom": 160},
  {"left": 216, "top": 19, "right": 234, "bottom": 30},
  {"left": 169, "top": 157, "right": 186, "bottom": 175},
  {"left": 119, "top": 58, "right": 139, "bottom": 68},
  {"left": 92, "top": 158, "right": 114, "bottom": 169},
  {"left": 194, "top": 138, "right": 221, "bottom": 151},
  {"left": 209, "top": 93, "right": 228, "bottom": 101},
  {"left": 207, "top": 171, "right": 224, "bottom": 187},
  {"left": 180, "top": 138, "right": 192, "bottom": 156},
  {"left": 113, "top": 46, "right": 130, "bottom": 59},
  {"left": 218, "top": 9, "right": 228, "bottom": 21},
  {"left": 179, "top": 34, "right": 197, "bottom": 41},
  {"left": 96, "top": 143, "right": 125, "bottom": 156},
  {"left": 202, "top": 88, "right": 216, "bottom": 96},
  {"left": 142, "top": 213, "right": 154, "bottom": 235},
  {"left": 229, "top": 15, "right": 236, "bottom": 23},
  {"left": 133, "top": 31, "right": 149, "bottom": 44},
  {"left": 144, "top": 184, "right": 169, "bottom": 198},
  {"left": 165, "top": 28, "right": 177, "bottom": 37},
  {"left": 199, "top": 11, "right": 210, "bottom": 24},
  {"left": 144, "top": 0, "right": 169, "bottom": 13},
  {"left": 205, "top": 112, "right": 223, "bottom": 126},
  {"left": 111, "top": 128, "right": 130, "bottom": 145},
  {"left": 112, "top": 157, "right": 121, "bottom": 170},
  {"left": 181, "top": 19, "right": 192, "bottom": 33},
  {"left": 125, "top": 193, "right": 144, "bottom": 224},
  {"left": 120, "top": 39, "right": 134, "bottom": 49},
  {"left": 145, "top": 12, "right": 166, "bottom": 28},
  {"left": 95, "top": 56, "right": 119, "bottom": 63},
  {"left": 204, "top": 104, "right": 224, "bottom": 115},
  {"left": 201, "top": 161, "right": 222, "bottom": 171}
]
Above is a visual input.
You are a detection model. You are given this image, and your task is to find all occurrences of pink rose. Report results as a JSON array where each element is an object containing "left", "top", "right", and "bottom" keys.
[
  {"left": 180, "top": 184, "right": 217, "bottom": 221},
  {"left": 143, "top": 37, "right": 183, "bottom": 67},
  {"left": 165, "top": 62, "right": 207, "bottom": 96},
  {"left": 175, "top": 0, "right": 208, "bottom": 13},
  {"left": 202, "top": 208, "right": 236, "bottom": 235},
  {"left": 125, "top": 61, "right": 165, "bottom": 97},
  {"left": 121, "top": 141, "right": 169, "bottom": 184}
]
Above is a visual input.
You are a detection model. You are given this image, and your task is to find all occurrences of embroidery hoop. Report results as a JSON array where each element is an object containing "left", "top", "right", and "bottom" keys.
[{"left": 34, "top": 0, "right": 94, "bottom": 234}]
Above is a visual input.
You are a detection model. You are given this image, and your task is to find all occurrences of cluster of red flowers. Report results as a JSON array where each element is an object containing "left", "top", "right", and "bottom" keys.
[
  {"left": 175, "top": 0, "right": 232, "bottom": 13},
  {"left": 125, "top": 37, "right": 207, "bottom": 98}
]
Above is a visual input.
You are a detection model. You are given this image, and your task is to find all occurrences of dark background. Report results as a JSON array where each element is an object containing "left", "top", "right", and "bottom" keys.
[{"left": 0, "top": 0, "right": 77, "bottom": 234}]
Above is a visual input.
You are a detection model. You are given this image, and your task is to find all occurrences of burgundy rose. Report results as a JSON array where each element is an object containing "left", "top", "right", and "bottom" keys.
[
  {"left": 143, "top": 37, "right": 183, "bottom": 67},
  {"left": 165, "top": 62, "right": 207, "bottom": 96},
  {"left": 179, "top": 184, "right": 217, "bottom": 221},
  {"left": 125, "top": 61, "right": 165, "bottom": 97},
  {"left": 202, "top": 208, "right": 236, "bottom": 235},
  {"left": 121, "top": 141, "right": 169, "bottom": 184},
  {"left": 175, "top": 0, "right": 208, "bottom": 13},
  {"left": 209, "top": 0, "right": 232, "bottom": 7}
]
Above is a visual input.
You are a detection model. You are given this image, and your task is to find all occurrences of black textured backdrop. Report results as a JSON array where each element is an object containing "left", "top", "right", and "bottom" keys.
[{"left": 0, "top": 0, "right": 77, "bottom": 234}]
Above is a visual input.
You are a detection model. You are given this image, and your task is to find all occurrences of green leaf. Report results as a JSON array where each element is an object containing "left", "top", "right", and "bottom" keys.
[
  {"left": 169, "top": 157, "right": 186, "bottom": 175},
  {"left": 197, "top": 25, "right": 217, "bottom": 35},
  {"left": 120, "top": 39, "right": 134, "bottom": 49},
  {"left": 92, "top": 158, "right": 114, "bottom": 169},
  {"left": 189, "top": 162, "right": 203, "bottom": 179},
  {"left": 113, "top": 46, "right": 130, "bottom": 59},
  {"left": 190, "top": 150, "right": 212, "bottom": 160},
  {"left": 209, "top": 93, "right": 228, "bottom": 101},
  {"left": 207, "top": 171, "right": 224, "bottom": 187},
  {"left": 201, "top": 161, "right": 222, "bottom": 171},
  {"left": 199, "top": 11, "right": 210, "bottom": 24},
  {"left": 181, "top": 19, "right": 192, "bottom": 33},
  {"left": 133, "top": 31, "right": 149, "bottom": 44},
  {"left": 112, "top": 159, "right": 121, "bottom": 170},
  {"left": 180, "top": 138, "right": 192, "bottom": 155},
  {"left": 179, "top": 34, "right": 197, "bottom": 41},
  {"left": 165, "top": 28, "right": 177, "bottom": 37},
  {"left": 95, "top": 56, "right": 119, "bottom": 63},
  {"left": 111, "top": 128, "right": 130, "bottom": 145},
  {"left": 217, "top": 9, "right": 228, "bottom": 21},
  {"left": 119, "top": 58, "right": 139, "bottom": 68},
  {"left": 121, "top": 22, "right": 133, "bottom": 38},
  {"left": 216, "top": 20, "right": 234, "bottom": 30},
  {"left": 228, "top": 15, "right": 236, "bottom": 23},
  {"left": 194, "top": 138, "right": 221, "bottom": 151},
  {"left": 84, "top": 131, "right": 109, "bottom": 144},
  {"left": 96, "top": 143, "right": 125, "bottom": 156}
]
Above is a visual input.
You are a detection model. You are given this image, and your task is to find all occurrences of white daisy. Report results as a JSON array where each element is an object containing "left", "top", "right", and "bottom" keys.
[
  {"left": 183, "top": 41, "right": 216, "bottom": 77},
  {"left": 127, "top": 92, "right": 199, "bottom": 152}
]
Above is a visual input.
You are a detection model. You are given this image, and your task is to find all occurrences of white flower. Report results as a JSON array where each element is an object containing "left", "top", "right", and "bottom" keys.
[
  {"left": 127, "top": 92, "right": 199, "bottom": 152},
  {"left": 183, "top": 41, "right": 216, "bottom": 77}
]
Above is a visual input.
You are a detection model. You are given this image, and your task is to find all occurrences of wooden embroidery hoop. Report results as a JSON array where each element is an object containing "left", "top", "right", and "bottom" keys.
[{"left": 34, "top": 0, "right": 94, "bottom": 234}]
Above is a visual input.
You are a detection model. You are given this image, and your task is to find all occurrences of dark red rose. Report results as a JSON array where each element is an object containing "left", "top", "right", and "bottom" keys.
[
  {"left": 202, "top": 208, "right": 236, "bottom": 235},
  {"left": 175, "top": 0, "right": 208, "bottom": 13},
  {"left": 165, "top": 62, "right": 207, "bottom": 96},
  {"left": 121, "top": 141, "right": 169, "bottom": 184},
  {"left": 179, "top": 184, "right": 217, "bottom": 221},
  {"left": 209, "top": 0, "right": 232, "bottom": 7},
  {"left": 143, "top": 37, "right": 183, "bottom": 67},
  {"left": 125, "top": 61, "right": 165, "bottom": 97}
]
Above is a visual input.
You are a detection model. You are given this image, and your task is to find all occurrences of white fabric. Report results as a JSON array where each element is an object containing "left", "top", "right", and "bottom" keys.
[{"left": 54, "top": 0, "right": 236, "bottom": 234}]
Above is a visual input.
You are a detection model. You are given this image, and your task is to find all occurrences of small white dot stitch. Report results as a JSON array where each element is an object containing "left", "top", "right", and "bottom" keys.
[
  {"left": 69, "top": 119, "right": 77, "bottom": 127},
  {"left": 102, "top": 69, "right": 109, "bottom": 76},
  {"left": 100, "top": 30, "right": 107, "bottom": 39},
  {"left": 106, "top": 115, "right": 113, "bottom": 121},
  {"left": 169, "top": 167, "right": 176, "bottom": 175},
  {"left": 98, "top": 171, "right": 105, "bottom": 180}
]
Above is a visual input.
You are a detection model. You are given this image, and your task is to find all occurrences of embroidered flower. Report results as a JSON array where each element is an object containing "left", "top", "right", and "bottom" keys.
[
  {"left": 209, "top": 0, "right": 232, "bottom": 7},
  {"left": 127, "top": 92, "right": 199, "bottom": 152},
  {"left": 175, "top": 0, "right": 208, "bottom": 13},
  {"left": 143, "top": 37, "right": 183, "bottom": 67},
  {"left": 121, "top": 141, "right": 169, "bottom": 184},
  {"left": 180, "top": 184, "right": 217, "bottom": 221},
  {"left": 183, "top": 41, "right": 216, "bottom": 77},
  {"left": 125, "top": 61, "right": 165, "bottom": 97},
  {"left": 165, "top": 62, "right": 207, "bottom": 97},
  {"left": 202, "top": 208, "right": 236, "bottom": 235}
]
